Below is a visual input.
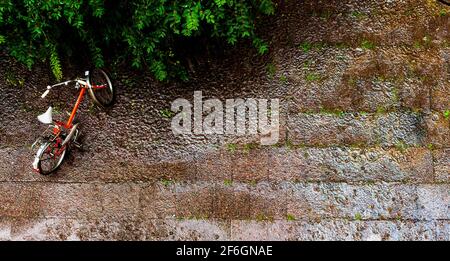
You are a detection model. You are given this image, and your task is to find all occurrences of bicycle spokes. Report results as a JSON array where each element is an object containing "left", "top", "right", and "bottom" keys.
[
  {"left": 88, "top": 69, "right": 115, "bottom": 107},
  {"left": 37, "top": 138, "right": 67, "bottom": 175}
]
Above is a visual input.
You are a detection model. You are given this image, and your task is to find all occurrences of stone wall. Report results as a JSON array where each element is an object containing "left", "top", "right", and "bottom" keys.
[{"left": 0, "top": 0, "right": 448, "bottom": 240}]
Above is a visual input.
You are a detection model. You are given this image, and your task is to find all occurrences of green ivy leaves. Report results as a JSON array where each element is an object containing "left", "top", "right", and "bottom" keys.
[
  {"left": 253, "top": 37, "right": 269, "bottom": 55},
  {"left": 182, "top": 2, "right": 201, "bottom": 36},
  {"left": 49, "top": 46, "right": 62, "bottom": 81},
  {"left": 0, "top": 0, "right": 275, "bottom": 81},
  {"left": 89, "top": 0, "right": 105, "bottom": 17},
  {"left": 259, "top": 0, "right": 275, "bottom": 15}
]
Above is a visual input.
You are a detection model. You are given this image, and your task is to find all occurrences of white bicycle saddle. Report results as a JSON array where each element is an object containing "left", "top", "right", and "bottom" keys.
[{"left": 37, "top": 106, "right": 53, "bottom": 124}]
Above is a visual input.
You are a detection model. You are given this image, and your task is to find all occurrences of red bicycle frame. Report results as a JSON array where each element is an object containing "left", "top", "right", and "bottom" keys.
[
  {"left": 53, "top": 82, "right": 106, "bottom": 131},
  {"left": 66, "top": 87, "right": 86, "bottom": 129}
]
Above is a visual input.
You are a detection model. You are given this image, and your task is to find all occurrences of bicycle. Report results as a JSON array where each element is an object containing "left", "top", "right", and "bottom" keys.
[
  {"left": 438, "top": 0, "right": 450, "bottom": 5},
  {"left": 31, "top": 68, "right": 115, "bottom": 175}
]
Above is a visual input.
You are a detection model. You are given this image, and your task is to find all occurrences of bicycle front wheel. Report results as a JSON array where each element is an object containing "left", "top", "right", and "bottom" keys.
[
  {"left": 33, "top": 139, "right": 67, "bottom": 175},
  {"left": 87, "top": 68, "right": 115, "bottom": 108}
]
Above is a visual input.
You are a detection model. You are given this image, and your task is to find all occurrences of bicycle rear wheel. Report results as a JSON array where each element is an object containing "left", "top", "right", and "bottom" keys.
[
  {"left": 87, "top": 68, "right": 115, "bottom": 108},
  {"left": 33, "top": 138, "right": 67, "bottom": 175}
]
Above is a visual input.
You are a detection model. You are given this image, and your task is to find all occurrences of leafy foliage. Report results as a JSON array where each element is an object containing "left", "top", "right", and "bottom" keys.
[
  {"left": 0, "top": 0, "right": 275, "bottom": 81},
  {"left": 49, "top": 45, "right": 63, "bottom": 81}
]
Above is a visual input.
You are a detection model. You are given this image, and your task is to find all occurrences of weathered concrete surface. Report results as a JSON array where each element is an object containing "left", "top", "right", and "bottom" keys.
[
  {"left": 287, "top": 112, "right": 426, "bottom": 147},
  {"left": 234, "top": 220, "right": 450, "bottom": 241},
  {"left": 285, "top": 47, "right": 444, "bottom": 113},
  {"left": 434, "top": 149, "right": 450, "bottom": 182},
  {"left": 0, "top": 0, "right": 449, "bottom": 240},
  {"left": 0, "top": 218, "right": 447, "bottom": 241},
  {"left": 268, "top": 147, "right": 434, "bottom": 183}
]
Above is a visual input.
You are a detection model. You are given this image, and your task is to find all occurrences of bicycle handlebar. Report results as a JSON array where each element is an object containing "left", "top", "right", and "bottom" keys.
[
  {"left": 41, "top": 89, "right": 50, "bottom": 98},
  {"left": 50, "top": 80, "right": 73, "bottom": 88},
  {"left": 41, "top": 79, "right": 88, "bottom": 99}
]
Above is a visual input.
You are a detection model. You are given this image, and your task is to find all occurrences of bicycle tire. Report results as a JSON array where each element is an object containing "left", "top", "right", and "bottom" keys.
[
  {"left": 34, "top": 140, "right": 67, "bottom": 175},
  {"left": 87, "top": 68, "right": 115, "bottom": 108}
]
